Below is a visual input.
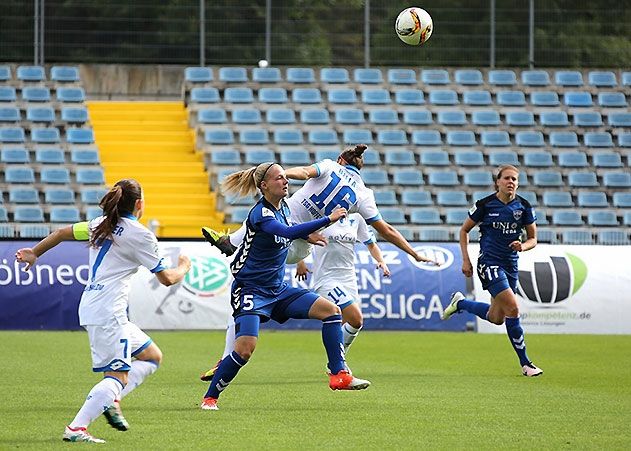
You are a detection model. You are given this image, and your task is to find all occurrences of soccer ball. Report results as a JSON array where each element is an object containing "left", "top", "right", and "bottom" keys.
[{"left": 395, "top": 7, "right": 433, "bottom": 46}]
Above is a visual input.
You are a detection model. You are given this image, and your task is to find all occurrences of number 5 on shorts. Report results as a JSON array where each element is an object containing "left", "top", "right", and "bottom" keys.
[{"left": 242, "top": 294, "right": 254, "bottom": 311}]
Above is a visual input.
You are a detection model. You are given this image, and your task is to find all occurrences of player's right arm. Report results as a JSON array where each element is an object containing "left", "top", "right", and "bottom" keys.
[
  {"left": 370, "top": 219, "right": 435, "bottom": 265},
  {"left": 284, "top": 164, "right": 319, "bottom": 180},
  {"left": 459, "top": 217, "right": 477, "bottom": 277},
  {"left": 154, "top": 255, "right": 192, "bottom": 287},
  {"left": 15, "top": 222, "right": 87, "bottom": 271}
]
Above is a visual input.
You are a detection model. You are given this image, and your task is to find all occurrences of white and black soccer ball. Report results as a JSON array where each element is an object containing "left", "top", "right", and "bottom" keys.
[{"left": 395, "top": 7, "right": 433, "bottom": 46}]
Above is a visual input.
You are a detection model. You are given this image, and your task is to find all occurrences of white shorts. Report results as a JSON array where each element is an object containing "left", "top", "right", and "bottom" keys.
[
  {"left": 85, "top": 318, "right": 152, "bottom": 372},
  {"left": 315, "top": 281, "right": 360, "bottom": 309},
  {"left": 286, "top": 239, "right": 313, "bottom": 264}
]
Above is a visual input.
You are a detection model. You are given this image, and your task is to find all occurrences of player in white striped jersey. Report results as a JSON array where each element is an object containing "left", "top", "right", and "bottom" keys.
[{"left": 16, "top": 179, "right": 191, "bottom": 444}]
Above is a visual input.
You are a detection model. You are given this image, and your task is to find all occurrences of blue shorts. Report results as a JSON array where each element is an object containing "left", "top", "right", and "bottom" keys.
[{"left": 476, "top": 261, "right": 518, "bottom": 297}]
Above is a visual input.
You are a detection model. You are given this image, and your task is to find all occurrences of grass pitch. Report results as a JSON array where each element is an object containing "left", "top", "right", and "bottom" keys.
[{"left": 1, "top": 330, "right": 630, "bottom": 449}]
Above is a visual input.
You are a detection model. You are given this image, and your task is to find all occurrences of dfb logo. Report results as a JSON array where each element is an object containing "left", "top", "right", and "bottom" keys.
[{"left": 408, "top": 245, "right": 454, "bottom": 271}]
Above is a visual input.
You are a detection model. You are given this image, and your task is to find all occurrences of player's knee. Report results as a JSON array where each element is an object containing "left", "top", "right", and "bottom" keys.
[
  {"left": 505, "top": 305, "right": 520, "bottom": 318},
  {"left": 328, "top": 304, "right": 342, "bottom": 316},
  {"left": 236, "top": 348, "right": 254, "bottom": 361},
  {"left": 151, "top": 347, "right": 163, "bottom": 365},
  {"left": 345, "top": 310, "right": 363, "bottom": 329},
  {"left": 487, "top": 312, "right": 505, "bottom": 325}
]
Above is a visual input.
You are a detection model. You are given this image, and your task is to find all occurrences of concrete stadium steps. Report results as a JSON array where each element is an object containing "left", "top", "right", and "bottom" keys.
[{"left": 87, "top": 101, "right": 224, "bottom": 237}]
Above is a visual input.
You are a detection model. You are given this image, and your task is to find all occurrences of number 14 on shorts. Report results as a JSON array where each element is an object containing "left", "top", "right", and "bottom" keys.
[{"left": 327, "top": 286, "right": 349, "bottom": 306}]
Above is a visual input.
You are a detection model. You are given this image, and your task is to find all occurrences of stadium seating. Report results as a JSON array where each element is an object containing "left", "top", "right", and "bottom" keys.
[
  {"left": 422, "top": 69, "right": 449, "bottom": 85},
  {"left": 354, "top": 68, "right": 383, "bottom": 84},
  {"left": 286, "top": 68, "right": 315, "bottom": 83},
  {"left": 369, "top": 109, "right": 398, "bottom": 125},
  {"left": 252, "top": 67, "right": 281, "bottom": 83},
  {"left": 51, "top": 66, "right": 80, "bottom": 82},
  {"left": 463, "top": 90, "right": 492, "bottom": 106},
  {"left": 531, "top": 91, "right": 560, "bottom": 107},
  {"left": 198, "top": 108, "right": 227, "bottom": 124},
  {"left": 0, "top": 106, "right": 20, "bottom": 122},
  {"left": 522, "top": 70, "right": 550, "bottom": 86},
  {"left": 388, "top": 69, "right": 416, "bottom": 85},
  {"left": 185, "top": 67, "right": 213, "bottom": 83},
  {"left": 395, "top": 89, "right": 424, "bottom": 105},
  {"left": 269, "top": 108, "right": 297, "bottom": 124},
  {"left": 17, "top": 65, "right": 45, "bottom": 82},
  {"left": 488, "top": 70, "right": 516, "bottom": 86},
  {"left": 335, "top": 108, "right": 364, "bottom": 125},
  {"left": 320, "top": 68, "right": 349, "bottom": 84},
  {"left": 300, "top": 108, "right": 328, "bottom": 124},
  {"left": 219, "top": 67, "right": 247, "bottom": 83},
  {"left": 497, "top": 91, "right": 526, "bottom": 106},
  {"left": 454, "top": 69, "right": 483, "bottom": 85},
  {"left": 403, "top": 109, "right": 432, "bottom": 125}
]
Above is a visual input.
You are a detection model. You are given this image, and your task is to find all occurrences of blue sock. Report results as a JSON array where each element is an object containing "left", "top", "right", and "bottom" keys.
[
  {"left": 505, "top": 317, "right": 531, "bottom": 366},
  {"left": 322, "top": 314, "right": 346, "bottom": 374},
  {"left": 458, "top": 299, "right": 490, "bottom": 320},
  {"left": 205, "top": 351, "right": 247, "bottom": 399}
]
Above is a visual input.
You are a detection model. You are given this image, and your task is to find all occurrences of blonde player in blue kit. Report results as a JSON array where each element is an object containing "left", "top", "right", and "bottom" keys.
[{"left": 15, "top": 179, "right": 191, "bottom": 443}]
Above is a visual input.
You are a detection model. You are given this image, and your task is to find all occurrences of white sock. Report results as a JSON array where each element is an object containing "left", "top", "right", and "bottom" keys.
[
  {"left": 222, "top": 317, "right": 236, "bottom": 358},
  {"left": 119, "top": 360, "right": 159, "bottom": 400},
  {"left": 69, "top": 377, "right": 123, "bottom": 428},
  {"left": 342, "top": 323, "right": 362, "bottom": 353},
  {"left": 229, "top": 221, "right": 247, "bottom": 247}
]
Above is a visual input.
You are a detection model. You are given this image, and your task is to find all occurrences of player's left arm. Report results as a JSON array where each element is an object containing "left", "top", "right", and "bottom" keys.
[
  {"left": 510, "top": 223, "right": 537, "bottom": 252},
  {"left": 285, "top": 164, "right": 319, "bottom": 180},
  {"left": 15, "top": 223, "right": 82, "bottom": 270}
]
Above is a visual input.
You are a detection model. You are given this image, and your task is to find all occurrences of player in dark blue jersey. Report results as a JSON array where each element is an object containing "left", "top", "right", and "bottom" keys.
[
  {"left": 442, "top": 165, "right": 543, "bottom": 377},
  {"left": 200, "top": 162, "right": 371, "bottom": 411}
]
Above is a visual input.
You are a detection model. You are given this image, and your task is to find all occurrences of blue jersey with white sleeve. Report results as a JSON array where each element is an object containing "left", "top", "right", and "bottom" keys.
[{"left": 469, "top": 194, "right": 536, "bottom": 268}]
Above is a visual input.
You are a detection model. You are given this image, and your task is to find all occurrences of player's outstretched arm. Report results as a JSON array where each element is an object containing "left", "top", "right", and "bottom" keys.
[
  {"left": 366, "top": 242, "right": 391, "bottom": 277},
  {"left": 284, "top": 165, "right": 319, "bottom": 181},
  {"left": 15, "top": 225, "right": 75, "bottom": 271},
  {"left": 371, "top": 219, "right": 439, "bottom": 265},
  {"left": 155, "top": 255, "right": 192, "bottom": 287}
]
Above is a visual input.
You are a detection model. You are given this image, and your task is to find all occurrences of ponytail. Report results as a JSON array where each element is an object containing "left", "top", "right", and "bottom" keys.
[
  {"left": 91, "top": 179, "right": 142, "bottom": 247},
  {"left": 220, "top": 162, "right": 276, "bottom": 198}
]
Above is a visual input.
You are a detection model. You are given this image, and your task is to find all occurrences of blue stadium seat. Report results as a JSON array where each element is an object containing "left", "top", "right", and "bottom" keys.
[
  {"left": 362, "top": 89, "right": 391, "bottom": 105},
  {"left": 481, "top": 131, "right": 511, "bottom": 147},
  {"left": 0, "top": 86, "right": 17, "bottom": 102},
  {"left": 268, "top": 108, "right": 296, "bottom": 124},
  {"left": 428, "top": 90, "right": 458, "bottom": 105},
  {"left": 496, "top": 90, "right": 526, "bottom": 106},
  {"left": 373, "top": 189, "right": 398, "bottom": 206},
  {"left": 218, "top": 67, "right": 247, "bottom": 83},
  {"left": 292, "top": 88, "right": 321, "bottom": 104},
  {"left": 343, "top": 129, "right": 372, "bottom": 144},
  {"left": 488, "top": 70, "right": 516, "bottom": 86},
  {"left": 603, "top": 172, "right": 631, "bottom": 188},
  {"left": 521, "top": 70, "right": 550, "bottom": 86},
  {"left": 463, "top": 90, "right": 492, "bottom": 106},
  {"left": 412, "top": 130, "right": 442, "bottom": 146},
  {"left": 335, "top": 108, "right": 364, "bottom": 124},
  {"left": 576, "top": 191, "right": 608, "bottom": 208},
  {"left": 45, "top": 190, "right": 75, "bottom": 208},
  {"left": 422, "top": 69, "right": 449, "bottom": 85},
  {"left": 380, "top": 208, "right": 406, "bottom": 224},
  {"left": 245, "top": 148, "right": 275, "bottom": 165},
  {"left": 574, "top": 111, "right": 603, "bottom": 127},
  {"left": 86, "top": 207, "right": 103, "bottom": 220},
  {"left": 279, "top": 149, "right": 311, "bottom": 165},
  {"left": 387, "top": 69, "right": 416, "bottom": 85},
  {"left": 328, "top": 88, "right": 357, "bottom": 104},
  {"left": 598, "top": 92, "right": 627, "bottom": 108},
  {"left": 588, "top": 71, "right": 616, "bottom": 87},
  {"left": 0, "top": 127, "right": 25, "bottom": 142},
  {"left": 515, "top": 131, "right": 545, "bottom": 147},
  {"left": 567, "top": 171, "right": 598, "bottom": 187},
  {"left": 506, "top": 111, "right": 535, "bottom": 127},
  {"left": 555, "top": 70, "right": 583, "bottom": 86},
  {"left": 40, "top": 167, "right": 70, "bottom": 184},
  {"left": 549, "top": 131, "right": 579, "bottom": 147},
  {"left": 369, "top": 109, "right": 399, "bottom": 125},
  {"left": 308, "top": 129, "right": 337, "bottom": 145},
  {"left": 56, "top": 87, "right": 85, "bottom": 103},
  {"left": 286, "top": 67, "right": 315, "bottom": 83},
  {"left": 403, "top": 109, "right": 432, "bottom": 125},
  {"left": 394, "top": 89, "right": 425, "bottom": 105},
  {"left": 0, "top": 207, "right": 8, "bottom": 222},
  {"left": 229, "top": 207, "right": 250, "bottom": 223},
  {"left": 35, "top": 147, "right": 64, "bottom": 164},
  {"left": 51, "top": 66, "right": 80, "bottom": 82},
  {"left": 428, "top": 171, "right": 459, "bottom": 186},
  {"left": 225, "top": 87, "right": 254, "bottom": 103},
  {"left": 361, "top": 169, "right": 389, "bottom": 186},
  {"left": 210, "top": 149, "right": 240, "bottom": 165},
  {"left": 76, "top": 168, "right": 105, "bottom": 185},
  {"left": 447, "top": 131, "right": 476, "bottom": 146},
  {"left": 273, "top": 129, "right": 303, "bottom": 145},
  {"left": 9, "top": 187, "right": 39, "bottom": 204},
  {"left": 1, "top": 147, "right": 29, "bottom": 163},
  {"left": 437, "top": 110, "right": 466, "bottom": 126},
  {"left": 377, "top": 130, "right": 407, "bottom": 146},
  {"left": 393, "top": 169, "right": 424, "bottom": 186},
  {"left": 613, "top": 192, "right": 631, "bottom": 208},
  {"left": 0, "top": 107, "right": 20, "bottom": 122},
  {"left": 488, "top": 151, "right": 519, "bottom": 166},
  {"left": 523, "top": 151, "right": 553, "bottom": 167},
  {"left": 0, "top": 65, "right": 11, "bottom": 81},
  {"left": 384, "top": 150, "right": 415, "bottom": 165},
  {"left": 18, "top": 224, "right": 50, "bottom": 238},
  {"left": 353, "top": 68, "right": 383, "bottom": 84},
  {"left": 543, "top": 191, "right": 573, "bottom": 208},
  {"left": 584, "top": 132, "right": 613, "bottom": 147},
  {"left": 454, "top": 69, "right": 483, "bottom": 86},
  {"left": 198, "top": 108, "right": 227, "bottom": 124},
  {"left": 597, "top": 230, "right": 630, "bottom": 245},
  {"left": 190, "top": 87, "right": 220, "bottom": 103},
  {"left": 436, "top": 191, "right": 467, "bottom": 206},
  {"left": 516, "top": 191, "right": 538, "bottom": 207},
  {"left": 454, "top": 150, "right": 485, "bottom": 166},
  {"left": 252, "top": 67, "right": 281, "bottom": 83},
  {"left": 204, "top": 129, "right": 234, "bottom": 145},
  {"left": 418, "top": 228, "right": 450, "bottom": 242},
  {"left": 70, "top": 148, "right": 100, "bottom": 164},
  {"left": 530, "top": 91, "right": 559, "bottom": 107},
  {"left": 471, "top": 110, "right": 500, "bottom": 126},
  {"left": 533, "top": 171, "right": 563, "bottom": 187},
  {"left": 623, "top": 72, "right": 631, "bottom": 86},
  {"left": 232, "top": 108, "right": 261, "bottom": 124},
  {"left": 224, "top": 194, "right": 256, "bottom": 207},
  {"left": 618, "top": 133, "right": 631, "bottom": 147},
  {"left": 66, "top": 128, "right": 94, "bottom": 144},
  {"left": 561, "top": 230, "right": 593, "bottom": 245},
  {"left": 463, "top": 170, "right": 493, "bottom": 187},
  {"left": 401, "top": 190, "right": 433, "bottom": 206},
  {"left": 17, "top": 65, "right": 45, "bottom": 82},
  {"left": 362, "top": 151, "right": 381, "bottom": 165},
  {"left": 607, "top": 113, "right": 631, "bottom": 127},
  {"left": 184, "top": 67, "right": 213, "bottom": 83},
  {"left": 61, "top": 107, "right": 88, "bottom": 123},
  {"left": 552, "top": 211, "right": 583, "bottom": 226},
  {"left": 563, "top": 91, "right": 592, "bottom": 107},
  {"left": 593, "top": 151, "right": 622, "bottom": 168},
  {"left": 587, "top": 211, "right": 618, "bottom": 226},
  {"left": 445, "top": 209, "right": 468, "bottom": 225},
  {"left": 240, "top": 129, "right": 269, "bottom": 145},
  {"left": 5, "top": 166, "right": 35, "bottom": 183},
  {"left": 320, "top": 68, "right": 349, "bottom": 84},
  {"left": 540, "top": 111, "right": 569, "bottom": 127},
  {"left": 625, "top": 212, "right": 631, "bottom": 226},
  {"left": 22, "top": 86, "right": 51, "bottom": 102},
  {"left": 14, "top": 206, "right": 45, "bottom": 222},
  {"left": 299, "top": 108, "right": 328, "bottom": 124},
  {"left": 50, "top": 207, "right": 81, "bottom": 223},
  {"left": 420, "top": 150, "right": 450, "bottom": 166},
  {"left": 31, "top": 127, "right": 60, "bottom": 143},
  {"left": 0, "top": 224, "right": 14, "bottom": 237},
  {"left": 410, "top": 208, "right": 440, "bottom": 224}
]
